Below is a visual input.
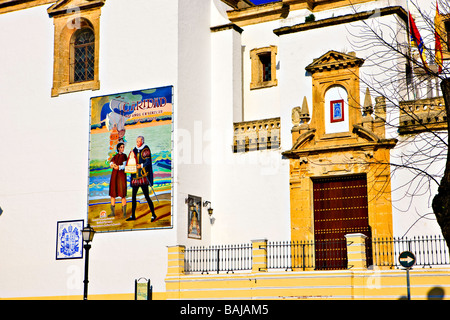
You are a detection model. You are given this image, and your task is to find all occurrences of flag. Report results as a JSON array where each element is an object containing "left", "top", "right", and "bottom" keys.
[
  {"left": 409, "top": 12, "right": 429, "bottom": 72},
  {"left": 435, "top": 1, "right": 443, "bottom": 73}
]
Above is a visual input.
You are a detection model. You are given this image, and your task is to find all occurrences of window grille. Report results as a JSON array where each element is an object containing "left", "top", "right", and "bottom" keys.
[
  {"left": 259, "top": 53, "right": 272, "bottom": 82},
  {"left": 73, "top": 29, "right": 95, "bottom": 83}
]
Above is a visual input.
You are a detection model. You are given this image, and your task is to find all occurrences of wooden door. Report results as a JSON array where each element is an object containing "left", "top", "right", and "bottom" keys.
[{"left": 313, "top": 175, "right": 372, "bottom": 270}]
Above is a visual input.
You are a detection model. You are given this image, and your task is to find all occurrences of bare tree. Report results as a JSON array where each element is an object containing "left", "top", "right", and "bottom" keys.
[{"left": 347, "top": 0, "right": 450, "bottom": 246}]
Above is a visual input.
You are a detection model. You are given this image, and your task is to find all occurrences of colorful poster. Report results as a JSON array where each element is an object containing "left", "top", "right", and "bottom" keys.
[{"left": 88, "top": 86, "right": 173, "bottom": 232}]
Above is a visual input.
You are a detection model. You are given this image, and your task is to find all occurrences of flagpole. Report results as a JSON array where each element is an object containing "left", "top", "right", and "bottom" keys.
[
  {"left": 406, "top": 0, "right": 415, "bottom": 100},
  {"left": 434, "top": 0, "right": 443, "bottom": 96},
  {"left": 406, "top": 0, "right": 410, "bottom": 42},
  {"left": 435, "top": 0, "right": 443, "bottom": 74}
]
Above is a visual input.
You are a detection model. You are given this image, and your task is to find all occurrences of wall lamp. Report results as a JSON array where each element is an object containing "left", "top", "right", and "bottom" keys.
[{"left": 203, "top": 201, "right": 214, "bottom": 217}]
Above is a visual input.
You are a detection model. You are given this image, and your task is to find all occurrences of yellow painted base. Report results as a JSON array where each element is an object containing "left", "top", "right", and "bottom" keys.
[{"left": 166, "top": 268, "right": 450, "bottom": 300}]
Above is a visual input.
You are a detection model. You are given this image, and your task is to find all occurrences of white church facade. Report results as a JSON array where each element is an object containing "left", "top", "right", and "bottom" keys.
[{"left": 0, "top": 0, "right": 449, "bottom": 299}]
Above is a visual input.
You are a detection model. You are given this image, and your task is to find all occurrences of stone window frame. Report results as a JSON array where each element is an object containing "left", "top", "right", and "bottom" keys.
[
  {"left": 71, "top": 26, "right": 95, "bottom": 83},
  {"left": 49, "top": 8, "right": 101, "bottom": 97},
  {"left": 250, "top": 45, "right": 278, "bottom": 90}
]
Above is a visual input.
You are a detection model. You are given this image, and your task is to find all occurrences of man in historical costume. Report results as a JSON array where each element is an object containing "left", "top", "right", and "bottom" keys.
[
  {"left": 126, "top": 136, "right": 157, "bottom": 222},
  {"left": 109, "top": 142, "right": 128, "bottom": 218}
]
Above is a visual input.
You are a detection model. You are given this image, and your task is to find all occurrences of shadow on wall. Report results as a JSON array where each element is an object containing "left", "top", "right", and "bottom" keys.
[
  {"left": 427, "top": 287, "right": 445, "bottom": 300},
  {"left": 398, "top": 286, "right": 445, "bottom": 300}
]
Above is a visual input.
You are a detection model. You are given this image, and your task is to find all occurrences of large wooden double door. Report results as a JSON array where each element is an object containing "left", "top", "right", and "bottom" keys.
[{"left": 313, "top": 174, "right": 372, "bottom": 270}]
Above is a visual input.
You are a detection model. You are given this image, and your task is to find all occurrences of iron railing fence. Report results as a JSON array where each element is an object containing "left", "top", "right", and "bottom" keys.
[
  {"left": 183, "top": 236, "right": 450, "bottom": 274},
  {"left": 372, "top": 235, "right": 450, "bottom": 268},
  {"left": 267, "top": 239, "right": 348, "bottom": 271},
  {"left": 184, "top": 244, "right": 252, "bottom": 274}
]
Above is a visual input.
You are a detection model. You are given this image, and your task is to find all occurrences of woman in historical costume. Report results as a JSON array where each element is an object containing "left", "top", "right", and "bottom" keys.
[{"left": 109, "top": 142, "right": 128, "bottom": 217}]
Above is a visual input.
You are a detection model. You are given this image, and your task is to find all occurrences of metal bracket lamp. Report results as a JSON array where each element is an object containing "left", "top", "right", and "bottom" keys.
[
  {"left": 81, "top": 223, "right": 96, "bottom": 300},
  {"left": 203, "top": 201, "right": 214, "bottom": 217}
]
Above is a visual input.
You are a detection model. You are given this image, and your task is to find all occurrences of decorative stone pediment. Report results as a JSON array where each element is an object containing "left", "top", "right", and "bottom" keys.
[
  {"left": 48, "top": 0, "right": 105, "bottom": 17},
  {"left": 285, "top": 51, "right": 396, "bottom": 249},
  {"left": 283, "top": 51, "right": 396, "bottom": 160},
  {"left": 305, "top": 50, "right": 364, "bottom": 74}
]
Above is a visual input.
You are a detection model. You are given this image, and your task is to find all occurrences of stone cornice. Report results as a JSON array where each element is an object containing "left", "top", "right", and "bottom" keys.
[
  {"left": 210, "top": 23, "right": 244, "bottom": 34},
  {"left": 0, "top": 0, "right": 50, "bottom": 8},
  {"left": 227, "top": 2, "right": 290, "bottom": 26},
  {"left": 0, "top": 0, "right": 54, "bottom": 14},
  {"left": 221, "top": 0, "right": 254, "bottom": 10},
  {"left": 282, "top": 139, "right": 397, "bottom": 159},
  {"left": 274, "top": 6, "right": 408, "bottom": 36}
]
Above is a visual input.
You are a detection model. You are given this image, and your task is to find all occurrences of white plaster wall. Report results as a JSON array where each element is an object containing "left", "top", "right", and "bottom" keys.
[
  {"left": 0, "top": 0, "right": 446, "bottom": 299},
  {"left": 210, "top": 150, "right": 291, "bottom": 244},
  {"left": 208, "top": 16, "right": 291, "bottom": 245},
  {"left": 0, "top": 5, "right": 91, "bottom": 299},
  {"left": 0, "top": 0, "right": 213, "bottom": 298},
  {"left": 207, "top": 3, "right": 414, "bottom": 245},
  {"left": 277, "top": 21, "right": 357, "bottom": 150},
  {"left": 211, "top": 0, "right": 233, "bottom": 26},
  {"left": 210, "top": 21, "right": 290, "bottom": 244},
  {"left": 390, "top": 132, "right": 445, "bottom": 237},
  {"left": 175, "top": 0, "right": 213, "bottom": 247},
  {"left": 241, "top": 21, "right": 281, "bottom": 121}
]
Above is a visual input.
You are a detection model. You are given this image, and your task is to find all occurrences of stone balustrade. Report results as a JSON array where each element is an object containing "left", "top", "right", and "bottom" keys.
[
  {"left": 233, "top": 117, "right": 281, "bottom": 152},
  {"left": 399, "top": 96, "right": 447, "bottom": 134}
]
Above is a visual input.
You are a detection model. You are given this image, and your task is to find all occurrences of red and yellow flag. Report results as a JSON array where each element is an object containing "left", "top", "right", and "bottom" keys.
[{"left": 409, "top": 12, "right": 429, "bottom": 72}]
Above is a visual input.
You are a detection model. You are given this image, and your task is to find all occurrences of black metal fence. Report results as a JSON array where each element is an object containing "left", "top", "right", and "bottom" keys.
[
  {"left": 184, "top": 244, "right": 252, "bottom": 274},
  {"left": 372, "top": 235, "right": 450, "bottom": 268},
  {"left": 267, "top": 239, "right": 348, "bottom": 271},
  {"left": 183, "top": 235, "right": 450, "bottom": 273}
]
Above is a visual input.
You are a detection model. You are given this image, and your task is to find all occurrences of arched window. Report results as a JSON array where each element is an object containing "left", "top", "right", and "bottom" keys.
[
  {"left": 72, "top": 28, "right": 95, "bottom": 83},
  {"left": 49, "top": 5, "right": 103, "bottom": 97}
]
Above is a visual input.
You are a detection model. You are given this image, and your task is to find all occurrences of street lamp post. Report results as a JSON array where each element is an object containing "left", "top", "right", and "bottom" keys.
[{"left": 81, "top": 223, "right": 95, "bottom": 300}]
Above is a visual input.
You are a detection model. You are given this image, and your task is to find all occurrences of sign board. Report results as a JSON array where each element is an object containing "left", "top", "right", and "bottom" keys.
[
  {"left": 135, "top": 278, "right": 151, "bottom": 300},
  {"left": 399, "top": 251, "right": 416, "bottom": 268}
]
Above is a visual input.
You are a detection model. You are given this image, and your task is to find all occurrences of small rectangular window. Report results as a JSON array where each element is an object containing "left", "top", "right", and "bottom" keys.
[{"left": 250, "top": 46, "right": 277, "bottom": 90}]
